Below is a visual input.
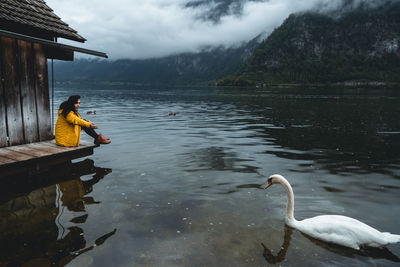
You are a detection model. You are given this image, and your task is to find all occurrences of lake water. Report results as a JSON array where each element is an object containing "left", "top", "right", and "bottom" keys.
[{"left": 1, "top": 85, "right": 400, "bottom": 266}]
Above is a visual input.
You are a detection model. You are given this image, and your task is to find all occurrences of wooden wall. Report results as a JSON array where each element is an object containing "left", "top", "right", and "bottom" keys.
[{"left": 0, "top": 36, "right": 52, "bottom": 148}]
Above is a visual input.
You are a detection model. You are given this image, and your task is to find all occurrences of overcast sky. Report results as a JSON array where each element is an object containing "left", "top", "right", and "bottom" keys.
[{"left": 45, "top": 0, "right": 369, "bottom": 60}]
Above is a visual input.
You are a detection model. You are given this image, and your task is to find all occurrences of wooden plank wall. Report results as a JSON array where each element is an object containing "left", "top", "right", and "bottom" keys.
[
  {"left": 0, "top": 36, "right": 52, "bottom": 148},
  {"left": 19, "top": 40, "right": 39, "bottom": 143},
  {"left": 0, "top": 40, "right": 7, "bottom": 147},
  {"left": 34, "top": 43, "right": 52, "bottom": 141},
  {"left": 0, "top": 37, "right": 24, "bottom": 146}
]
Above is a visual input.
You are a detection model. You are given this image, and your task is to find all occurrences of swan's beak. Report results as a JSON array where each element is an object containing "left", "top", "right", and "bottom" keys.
[{"left": 265, "top": 181, "right": 272, "bottom": 189}]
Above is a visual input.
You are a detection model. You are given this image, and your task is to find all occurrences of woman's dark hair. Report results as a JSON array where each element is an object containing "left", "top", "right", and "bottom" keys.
[{"left": 60, "top": 95, "right": 80, "bottom": 118}]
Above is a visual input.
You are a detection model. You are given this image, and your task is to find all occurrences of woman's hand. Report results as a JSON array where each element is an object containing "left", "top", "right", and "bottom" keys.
[{"left": 90, "top": 122, "right": 98, "bottom": 129}]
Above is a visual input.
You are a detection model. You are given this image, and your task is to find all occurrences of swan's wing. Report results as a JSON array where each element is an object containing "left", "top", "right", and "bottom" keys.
[{"left": 295, "top": 215, "right": 391, "bottom": 249}]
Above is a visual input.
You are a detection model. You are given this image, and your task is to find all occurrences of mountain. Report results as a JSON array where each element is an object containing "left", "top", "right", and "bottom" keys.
[
  {"left": 218, "top": 0, "right": 400, "bottom": 86},
  {"left": 52, "top": 36, "right": 261, "bottom": 85}
]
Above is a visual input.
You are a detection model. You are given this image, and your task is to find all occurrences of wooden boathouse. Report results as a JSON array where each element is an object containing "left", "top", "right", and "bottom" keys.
[{"left": 0, "top": 0, "right": 107, "bottom": 177}]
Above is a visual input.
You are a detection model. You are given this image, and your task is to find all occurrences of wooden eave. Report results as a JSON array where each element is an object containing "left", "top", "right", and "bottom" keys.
[{"left": 0, "top": 29, "right": 108, "bottom": 59}]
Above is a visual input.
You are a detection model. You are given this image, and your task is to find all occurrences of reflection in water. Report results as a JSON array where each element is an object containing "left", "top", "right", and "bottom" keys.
[
  {"left": 303, "top": 233, "right": 400, "bottom": 263},
  {"left": 37, "top": 86, "right": 399, "bottom": 266},
  {"left": 184, "top": 146, "right": 259, "bottom": 173},
  {"left": 262, "top": 225, "right": 400, "bottom": 264},
  {"left": 0, "top": 159, "right": 115, "bottom": 266},
  {"left": 226, "top": 91, "right": 400, "bottom": 177},
  {"left": 262, "top": 226, "right": 292, "bottom": 264}
]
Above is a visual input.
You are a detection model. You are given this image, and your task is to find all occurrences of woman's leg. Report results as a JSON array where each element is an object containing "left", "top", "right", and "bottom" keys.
[
  {"left": 83, "top": 126, "right": 111, "bottom": 144},
  {"left": 82, "top": 126, "right": 99, "bottom": 139}
]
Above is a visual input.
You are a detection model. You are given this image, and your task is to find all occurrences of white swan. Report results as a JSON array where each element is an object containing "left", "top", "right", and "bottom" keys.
[{"left": 265, "top": 174, "right": 400, "bottom": 250}]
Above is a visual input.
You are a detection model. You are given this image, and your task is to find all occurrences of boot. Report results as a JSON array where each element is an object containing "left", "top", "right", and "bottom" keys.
[{"left": 95, "top": 133, "right": 111, "bottom": 144}]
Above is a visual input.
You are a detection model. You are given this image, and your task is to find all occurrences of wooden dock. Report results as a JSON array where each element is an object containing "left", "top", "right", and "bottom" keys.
[{"left": 0, "top": 140, "right": 98, "bottom": 178}]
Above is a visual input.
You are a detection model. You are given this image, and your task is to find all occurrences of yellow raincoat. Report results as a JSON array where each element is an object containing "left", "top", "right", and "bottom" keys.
[{"left": 55, "top": 109, "right": 91, "bottom": 147}]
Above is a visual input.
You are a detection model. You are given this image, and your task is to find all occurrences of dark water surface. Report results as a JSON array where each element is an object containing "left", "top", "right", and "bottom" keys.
[{"left": 1, "top": 86, "right": 400, "bottom": 266}]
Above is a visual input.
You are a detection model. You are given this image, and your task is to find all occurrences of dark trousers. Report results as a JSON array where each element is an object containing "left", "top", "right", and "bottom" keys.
[{"left": 82, "top": 126, "right": 99, "bottom": 139}]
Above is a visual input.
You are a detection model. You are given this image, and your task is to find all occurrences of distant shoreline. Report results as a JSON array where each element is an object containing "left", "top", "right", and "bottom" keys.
[{"left": 53, "top": 79, "right": 400, "bottom": 91}]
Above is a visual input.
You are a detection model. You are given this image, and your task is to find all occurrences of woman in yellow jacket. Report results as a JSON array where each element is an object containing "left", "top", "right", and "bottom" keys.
[{"left": 55, "top": 95, "right": 110, "bottom": 147}]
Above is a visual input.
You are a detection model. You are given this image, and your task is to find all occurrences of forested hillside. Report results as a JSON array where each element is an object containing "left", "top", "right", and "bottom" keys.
[
  {"left": 219, "top": 1, "right": 400, "bottom": 85},
  {"left": 53, "top": 36, "right": 260, "bottom": 85},
  {"left": 53, "top": 1, "right": 400, "bottom": 86}
]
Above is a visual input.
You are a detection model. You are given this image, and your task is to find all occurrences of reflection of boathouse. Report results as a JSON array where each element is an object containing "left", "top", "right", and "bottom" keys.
[
  {"left": 0, "top": 159, "right": 114, "bottom": 266},
  {"left": 0, "top": 0, "right": 107, "bottom": 176}
]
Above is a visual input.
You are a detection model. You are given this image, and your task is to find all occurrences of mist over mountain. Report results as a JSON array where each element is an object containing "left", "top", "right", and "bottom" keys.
[
  {"left": 53, "top": 0, "right": 400, "bottom": 86},
  {"left": 51, "top": 0, "right": 376, "bottom": 59},
  {"left": 53, "top": 35, "right": 261, "bottom": 85},
  {"left": 184, "top": 0, "right": 263, "bottom": 23},
  {"left": 219, "top": 0, "right": 400, "bottom": 85}
]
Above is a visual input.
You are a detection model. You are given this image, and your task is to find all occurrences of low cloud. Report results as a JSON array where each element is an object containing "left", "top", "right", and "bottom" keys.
[{"left": 45, "top": 0, "right": 382, "bottom": 59}]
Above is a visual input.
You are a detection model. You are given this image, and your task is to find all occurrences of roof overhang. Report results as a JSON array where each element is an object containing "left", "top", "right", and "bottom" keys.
[{"left": 0, "top": 29, "right": 108, "bottom": 60}]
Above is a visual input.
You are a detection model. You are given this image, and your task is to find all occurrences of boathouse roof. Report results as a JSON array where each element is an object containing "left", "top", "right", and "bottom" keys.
[{"left": 0, "top": 0, "right": 85, "bottom": 42}]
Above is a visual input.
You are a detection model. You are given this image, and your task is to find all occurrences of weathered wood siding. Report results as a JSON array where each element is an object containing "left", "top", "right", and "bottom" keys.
[
  {"left": 0, "top": 37, "right": 24, "bottom": 146},
  {"left": 0, "top": 36, "right": 52, "bottom": 148},
  {"left": 34, "top": 43, "right": 52, "bottom": 141},
  {"left": 19, "top": 40, "right": 39, "bottom": 143},
  {"left": 0, "top": 46, "right": 7, "bottom": 147}
]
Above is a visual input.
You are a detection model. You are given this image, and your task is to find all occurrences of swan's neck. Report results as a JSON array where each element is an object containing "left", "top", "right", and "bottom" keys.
[{"left": 280, "top": 179, "right": 295, "bottom": 223}]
